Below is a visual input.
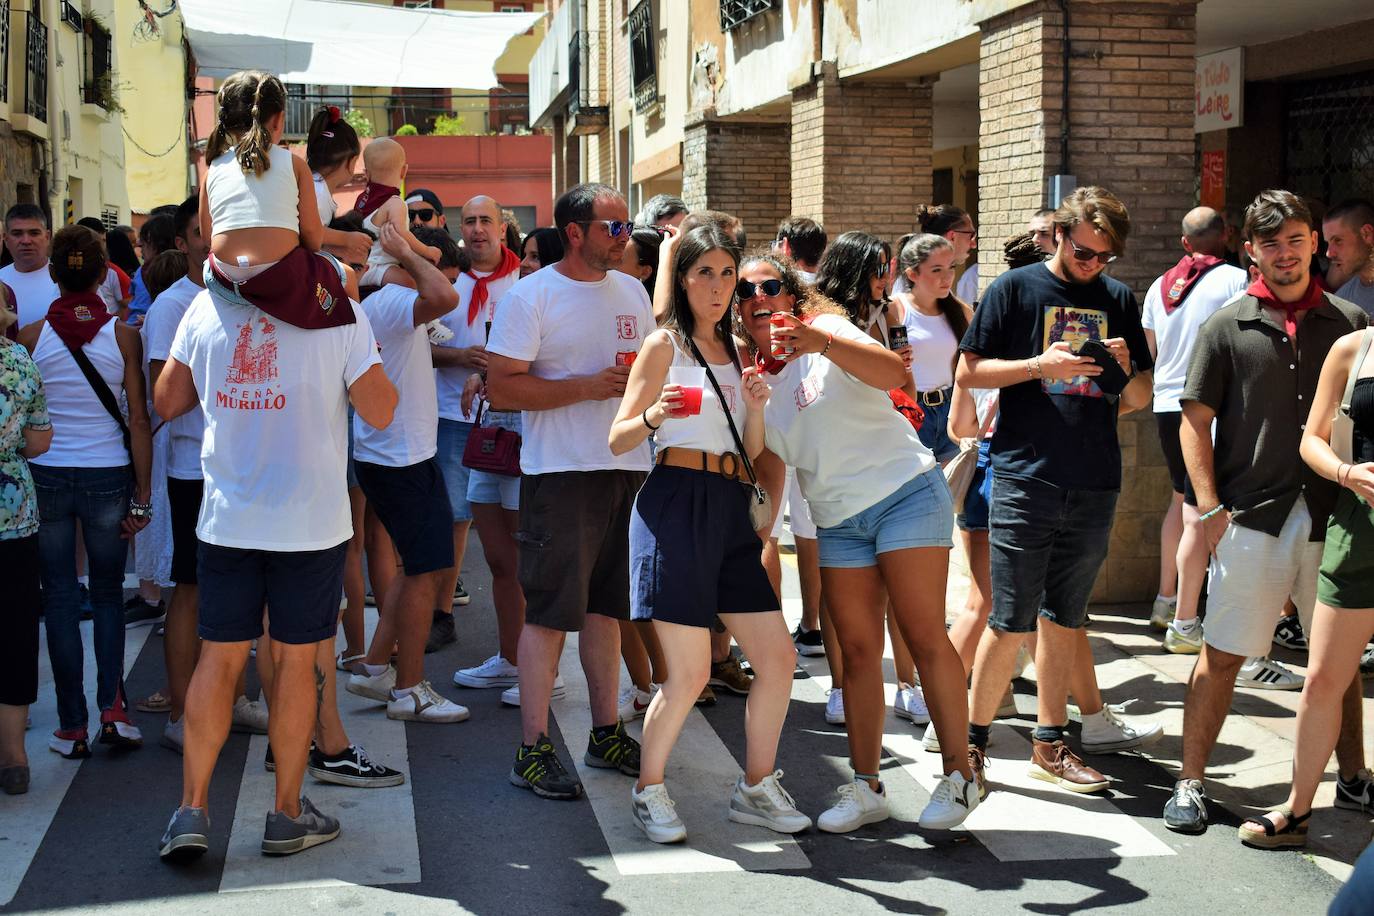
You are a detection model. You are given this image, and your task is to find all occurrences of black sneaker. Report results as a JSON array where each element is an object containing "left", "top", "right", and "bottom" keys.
[
  {"left": 510, "top": 735, "right": 583, "bottom": 799},
  {"left": 453, "top": 579, "right": 471, "bottom": 607},
  {"left": 792, "top": 625, "right": 825, "bottom": 658},
  {"left": 1273, "top": 615, "right": 1307, "bottom": 652},
  {"left": 1336, "top": 768, "right": 1374, "bottom": 813},
  {"left": 308, "top": 744, "right": 405, "bottom": 788},
  {"left": 265, "top": 744, "right": 276, "bottom": 772},
  {"left": 585, "top": 721, "right": 640, "bottom": 776},
  {"left": 124, "top": 596, "right": 166, "bottom": 629},
  {"left": 1361, "top": 647, "right": 1374, "bottom": 680},
  {"left": 1163, "top": 778, "right": 1208, "bottom": 833},
  {"left": 424, "top": 610, "right": 457, "bottom": 654}
]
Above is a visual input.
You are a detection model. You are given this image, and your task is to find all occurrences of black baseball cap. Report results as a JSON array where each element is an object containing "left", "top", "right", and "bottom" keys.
[{"left": 405, "top": 188, "right": 444, "bottom": 213}]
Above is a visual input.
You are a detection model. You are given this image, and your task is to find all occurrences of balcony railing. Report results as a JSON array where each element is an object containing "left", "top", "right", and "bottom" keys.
[
  {"left": 0, "top": 0, "right": 11, "bottom": 104},
  {"left": 82, "top": 19, "right": 113, "bottom": 110},
  {"left": 720, "top": 0, "right": 776, "bottom": 31},
  {"left": 24, "top": 9, "right": 47, "bottom": 122},
  {"left": 284, "top": 84, "right": 351, "bottom": 138}
]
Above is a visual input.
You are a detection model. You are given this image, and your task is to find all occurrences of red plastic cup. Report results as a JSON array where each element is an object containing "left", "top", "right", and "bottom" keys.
[
  {"left": 677, "top": 386, "right": 703, "bottom": 416},
  {"left": 616, "top": 350, "right": 637, "bottom": 367},
  {"left": 770, "top": 312, "right": 796, "bottom": 358},
  {"left": 666, "top": 365, "right": 706, "bottom": 417}
]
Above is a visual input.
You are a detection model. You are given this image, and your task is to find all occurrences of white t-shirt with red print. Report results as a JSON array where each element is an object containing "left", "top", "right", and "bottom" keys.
[
  {"left": 485, "top": 266, "right": 653, "bottom": 475},
  {"left": 170, "top": 290, "right": 381, "bottom": 551},
  {"left": 433, "top": 269, "right": 519, "bottom": 422},
  {"left": 762, "top": 313, "right": 935, "bottom": 528}
]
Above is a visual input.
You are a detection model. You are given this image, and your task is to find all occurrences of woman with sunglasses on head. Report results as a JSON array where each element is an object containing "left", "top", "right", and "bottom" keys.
[
  {"left": 758, "top": 246, "right": 982, "bottom": 833},
  {"left": 918, "top": 204, "right": 979, "bottom": 306},
  {"left": 609, "top": 225, "right": 807, "bottom": 844}
]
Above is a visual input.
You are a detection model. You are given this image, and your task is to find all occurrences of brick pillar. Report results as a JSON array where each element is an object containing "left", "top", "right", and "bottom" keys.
[
  {"left": 977, "top": 0, "right": 1198, "bottom": 603},
  {"left": 680, "top": 111, "right": 791, "bottom": 245},
  {"left": 790, "top": 63, "right": 934, "bottom": 243}
]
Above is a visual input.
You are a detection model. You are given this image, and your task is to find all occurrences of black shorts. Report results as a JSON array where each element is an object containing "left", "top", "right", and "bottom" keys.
[
  {"left": 354, "top": 458, "right": 455, "bottom": 576},
  {"left": 197, "top": 541, "right": 347, "bottom": 644},
  {"left": 1154, "top": 411, "right": 1193, "bottom": 497},
  {"left": 630, "top": 466, "right": 779, "bottom": 628},
  {"left": 0, "top": 535, "right": 40, "bottom": 706},
  {"left": 518, "top": 470, "right": 646, "bottom": 632},
  {"left": 167, "top": 476, "right": 204, "bottom": 585}
]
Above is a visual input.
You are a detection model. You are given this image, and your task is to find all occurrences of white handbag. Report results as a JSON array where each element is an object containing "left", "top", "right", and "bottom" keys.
[{"left": 1332, "top": 327, "right": 1374, "bottom": 464}]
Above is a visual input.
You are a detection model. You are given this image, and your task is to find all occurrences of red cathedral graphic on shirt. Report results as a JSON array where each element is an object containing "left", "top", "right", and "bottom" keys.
[{"left": 226, "top": 318, "right": 279, "bottom": 385}]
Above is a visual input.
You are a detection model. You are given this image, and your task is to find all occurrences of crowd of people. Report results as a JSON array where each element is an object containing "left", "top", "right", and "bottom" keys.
[{"left": 1, "top": 69, "right": 1373, "bottom": 881}]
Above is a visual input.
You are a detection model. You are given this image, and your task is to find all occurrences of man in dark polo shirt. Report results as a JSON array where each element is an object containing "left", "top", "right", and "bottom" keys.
[{"left": 1165, "top": 190, "right": 1370, "bottom": 834}]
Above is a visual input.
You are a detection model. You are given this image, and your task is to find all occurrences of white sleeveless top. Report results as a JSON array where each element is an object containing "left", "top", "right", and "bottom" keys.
[
  {"left": 903, "top": 304, "right": 958, "bottom": 391},
  {"left": 206, "top": 146, "right": 299, "bottom": 234},
  {"left": 653, "top": 333, "right": 747, "bottom": 456},
  {"left": 312, "top": 173, "right": 336, "bottom": 227},
  {"left": 364, "top": 208, "right": 399, "bottom": 270},
  {"left": 30, "top": 321, "right": 129, "bottom": 467}
]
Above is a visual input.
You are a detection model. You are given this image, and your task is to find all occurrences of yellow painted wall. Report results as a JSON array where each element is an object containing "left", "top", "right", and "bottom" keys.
[{"left": 113, "top": 0, "right": 189, "bottom": 214}]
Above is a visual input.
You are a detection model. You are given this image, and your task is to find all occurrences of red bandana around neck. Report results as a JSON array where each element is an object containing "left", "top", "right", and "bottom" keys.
[
  {"left": 465, "top": 245, "right": 522, "bottom": 326},
  {"left": 1247, "top": 275, "right": 1325, "bottom": 337},
  {"left": 1161, "top": 254, "right": 1224, "bottom": 314},
  {"left": 46, "top": 292, "right": 114, "bottom": 348},
  {"left": 354, "top": 182, "right": 400, "bottom": 219}
]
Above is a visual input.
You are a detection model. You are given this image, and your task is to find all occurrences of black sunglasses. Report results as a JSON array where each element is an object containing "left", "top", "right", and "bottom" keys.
[
  {"left": 1066, "top": 235, "right": 1118, "bottom": 265},
  {"left": 737, "top": 278, "right": 784, "bottom": 300},
  {"left": 409, "top": 208, "right": 436, "bottom": 223}
]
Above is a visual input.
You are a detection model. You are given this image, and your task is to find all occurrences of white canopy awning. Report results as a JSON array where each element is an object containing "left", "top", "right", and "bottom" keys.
[{"left": 180, "top": 0, "right": 543, "bottom": 89}]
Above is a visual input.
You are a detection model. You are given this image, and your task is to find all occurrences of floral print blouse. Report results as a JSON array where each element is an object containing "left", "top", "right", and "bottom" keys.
[{"left": 0, "top": 338, "right": 50, "bottom": 539}]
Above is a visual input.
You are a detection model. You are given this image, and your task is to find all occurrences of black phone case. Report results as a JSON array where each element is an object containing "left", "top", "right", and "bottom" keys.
[{"left": 1076, "top": 340, "right": 1130, "bottom": 396}]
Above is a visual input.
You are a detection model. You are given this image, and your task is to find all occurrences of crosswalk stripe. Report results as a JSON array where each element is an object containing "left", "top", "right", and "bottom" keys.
[
  {"left": 0, "top": 621, "right": 155, "bottom": 906},
  {"left": 218, "top": 626, "right": 420, "bottom": 892},
  {"left": 551, "top": 633, "right": 811, "bottom": 876}
]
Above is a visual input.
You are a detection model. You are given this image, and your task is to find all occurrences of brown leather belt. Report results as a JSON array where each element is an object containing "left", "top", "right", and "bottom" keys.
[{"left": 655, "top": 446, "right": 746, "bottom": 481}]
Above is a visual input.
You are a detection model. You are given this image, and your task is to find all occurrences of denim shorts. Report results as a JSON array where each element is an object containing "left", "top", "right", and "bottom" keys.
[
  {"left": 816, "top": 469, "right": 954, "bottom": 568},
  {"left": 466, "top": 410, "right": 521, "bottom": 510},
  {"left": 987, "top": 473, "right": 1117, "bottom": 633},
  {"left": 956, "top": 439, "right": 993, "bottom": 532},
  {"left": 435, "top": 418, "right": 475, "bottom": 523},
  {"left": 916, "top": 390, "right": 959, "bottom": 463}
]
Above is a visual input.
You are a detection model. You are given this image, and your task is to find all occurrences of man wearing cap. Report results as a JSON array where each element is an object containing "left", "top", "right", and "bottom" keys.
[{"left": 407, "top": 189, "right": 447, "bottom": 232}]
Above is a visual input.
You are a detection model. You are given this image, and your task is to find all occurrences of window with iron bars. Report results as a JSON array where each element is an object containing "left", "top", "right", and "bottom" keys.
[
  {"left": 1284, "top": 69, "right": 1374, "bottom": 206},
  {"left": 0, "top": 0, "right": 10, "bottom": 104},
  {"left": 24, "top": 7, "right": 47, "bottom": 122},
  {"left": 101, "top": 207, "right": 118, "bottom": 230},
  {"left": 83, "top": 19, "right": 113, "bottom": 108},
  {"left": 720, "top": 0, "right": 776, "bottom": 32}
]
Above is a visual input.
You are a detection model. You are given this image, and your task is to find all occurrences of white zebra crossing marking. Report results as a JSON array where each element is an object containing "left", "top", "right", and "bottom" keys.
[
  {"left": 0, "top": 621, "right": 155, "bottom": 906},
  {"left": 551, "top": 633, "right": 811, "bottom": 876}
]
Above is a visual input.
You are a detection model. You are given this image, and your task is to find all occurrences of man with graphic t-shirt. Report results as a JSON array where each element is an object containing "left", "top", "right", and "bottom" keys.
[
  {"left": 958, "top": 186, "right": 1155, "bottom": 794},
  {"left": 0, "top": 204, "right": 59, "bottom": 329},
  {"left": 487, "top": 183, "right": 653, "bottom": 799},
  {"left": 426, "top": 195, "right": 523, "bottom": 652},
  {"left": 345, "top": 223, "right": 471, "bottom": 723},
  {"left": 1140, "top": 207, "right": 1248, "bottom": 648},
  {"left": 152, "top": 254, "right": 397, "bottom": 862}
]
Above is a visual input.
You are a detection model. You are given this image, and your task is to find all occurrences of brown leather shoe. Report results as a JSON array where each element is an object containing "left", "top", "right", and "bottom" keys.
[
  {"left": 968, "top": 745, "right": 990, "bottom": 801},
  {"left": 1029, "top": 739, "right": 1109, "bottom": 793}
]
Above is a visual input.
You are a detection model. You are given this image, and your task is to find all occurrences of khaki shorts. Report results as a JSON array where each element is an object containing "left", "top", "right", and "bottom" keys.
[{"left": 1204, "top": 500, "right": 1320, "bottom": 659}]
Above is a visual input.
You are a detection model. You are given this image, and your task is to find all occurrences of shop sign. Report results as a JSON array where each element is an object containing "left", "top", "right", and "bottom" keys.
[
  {"left": 1201, "top": 150, "right": 1226, "bottom": 209},
  {"left": 1196, "top": 47, "right": 1244, "bottom": 133}
]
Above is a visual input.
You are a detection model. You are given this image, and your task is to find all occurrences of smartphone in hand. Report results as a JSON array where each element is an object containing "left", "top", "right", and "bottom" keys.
[{"left": 1076, "top": 339, "right": 1130, "bottom": 395}]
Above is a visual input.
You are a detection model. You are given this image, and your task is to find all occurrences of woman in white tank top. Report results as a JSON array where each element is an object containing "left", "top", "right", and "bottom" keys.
[
  {"left": 18, "top": 226, "right": 153, "bottom": 757},
  {"left": 609, "top": 225, "right": 810, "bottom": 843}
]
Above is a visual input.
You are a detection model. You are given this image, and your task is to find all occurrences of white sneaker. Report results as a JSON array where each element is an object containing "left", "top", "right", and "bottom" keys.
[
  {"left": 618, "top": 684, "right": 658, "bottom": 722},
  {"left": 453, "top": 654, "right": 520, "bottom": 689},
  {"left": 893, "top": 683, "right": 930, "bottom": 725},
  {"left": 817, "top": 779, "right": 890, "bottom": 833},
  {"left": 631, "top": 783, "right": 687, "bottom": 844},
  {"left": 922, "top": 721, "right": 941, "bottom": 753},
  {"left": 728, "top": 770, "right": 812, "bottom": 833},
  {"left": 231, "top": 696, "right": 269, "bottom": 734},
  {"left": 1165, "top": 619, "right": 1203, "bottom": 654},
  {"left": 1149, "top": 597, "right": 1178, "bottom": 631},
  {"left": 824, "top": 688, "right": 845, "bottom": 725},
  {"left": 388, "top": 680, "right": 470, "bottom": 723},
  {"left": 1237, "top": 656, "right": 1305, "bottom": 691},
  {"left": 1080, "top": 704, "right": 1163, "bottom": 754},
  {"left": 347, "top": 666, "right": 398, "bottom": 702},
  {"left": 160, "top": 717, "right": 185, "bottom": 754},
  {"left": 425, "top": 319, "right": 455, "bottom": 344},
  {"left": 500, "top": 675, "right": 567, "bottom": 708},
  {"left": 919, "top": 770, "right": 980, "bottom": 830}
]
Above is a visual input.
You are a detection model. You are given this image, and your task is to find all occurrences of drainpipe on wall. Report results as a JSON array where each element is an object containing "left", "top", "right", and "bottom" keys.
[{"left": 1049, "top": 0, "right": 1076, "bottom": 209}]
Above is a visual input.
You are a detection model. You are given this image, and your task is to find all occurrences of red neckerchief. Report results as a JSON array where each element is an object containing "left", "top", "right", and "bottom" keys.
[
  {"left": 465, "top": 246, "right": 522, "bottom": 326},
  {"left": 755, "top": 352, "right": 787, "bottom": 375},
  {"left": 1161, "top": 254, "right": 1224, "bottom": 314},
  {"left": 1247, "top": 275, "right": 1325, "bottom": 337},
  {"left": 354, "top": 182, "right": 399, "bottom": 219},
  {"left": 208, "top": 248, "right": 355, "bottom": 330},
  {"left": 46, "top": 292, "right": 114, "bottom": 347}
]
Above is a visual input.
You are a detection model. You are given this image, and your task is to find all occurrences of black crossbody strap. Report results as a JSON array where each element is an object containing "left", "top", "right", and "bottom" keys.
[
  {"left": 685, "top": 336, "right": 758, "bottom": 488},
  {"left": 66, "top": 342, "right": 132, "bottom": 456}
]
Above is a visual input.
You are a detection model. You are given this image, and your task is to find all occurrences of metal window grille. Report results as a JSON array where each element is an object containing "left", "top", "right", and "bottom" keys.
[
  {"left": 24, "top": 9, "right": 47, "bottom": 122},
  {"left": 284, "top": 83, "right": 350, "bottom": 138},
  {"left": 628, "top": 1, "right": 657, "bottom": 114},
  {"left": 0, "top": 0, "right": 10, "bottom": 104},
  {"left": 82, "top": 20, "right": 113, "bottom": 107},
  {"left": 719, "top": 0, "right": 776, "bottom": 32},
  {"left": 101, "top": 207, "right": 118, "bottom": 230},
  {"left": 1284, "top": 69, "right": 1374, "bottom": 205}
]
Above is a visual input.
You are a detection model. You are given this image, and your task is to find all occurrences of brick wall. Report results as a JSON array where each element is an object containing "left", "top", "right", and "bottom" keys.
[
  {"left": 790, "top": 64, "right": 934, "bottom": 243},
  {"left": 680, "top": 112, "right": 791, "bottom": 246},
  {"left": 977, "top": 0, "right": 1199, "bottom": 603}
]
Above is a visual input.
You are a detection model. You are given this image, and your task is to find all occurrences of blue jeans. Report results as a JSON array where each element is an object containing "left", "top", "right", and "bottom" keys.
[
  {"left": 32, "top": 465, "right": 132, "bottom": 730},
  {"left": 987, "top": 473, "right": 1117, "bottom": 633},
  {"left": 435, "top": 419, "right": 475, "bottom": 523},
  {"left": 915, "top": 390, "right": 959, "bottom": 462}
]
